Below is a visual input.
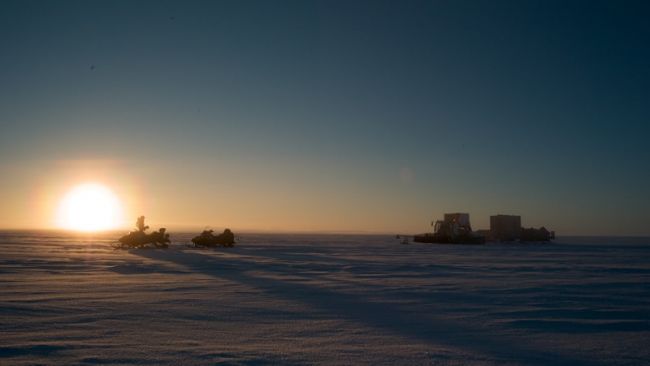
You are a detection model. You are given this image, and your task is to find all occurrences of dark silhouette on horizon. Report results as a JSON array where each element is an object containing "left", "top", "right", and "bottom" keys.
[
  {"left": 115, "top": 216, "right": 170, "bottom": 249},
  {"left": 414, "top": 213, "right": 555, "bottom": 244},
  {"left": 191, "top": 229, "right": 235, "bottom": 248},
  {"left": 414, "top": 213, "right": 485, "bottom": 244},
  {"left": 520, "top": 227, "right": 554, "bottom": 242},
  {"left": 488, "top": 215, "right": 555, "bottom": 242}
]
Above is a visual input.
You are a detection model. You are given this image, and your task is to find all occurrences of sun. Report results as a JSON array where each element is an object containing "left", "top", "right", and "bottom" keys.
[{"left": 56, "top": 183, "right": 125, "bottom": 231}]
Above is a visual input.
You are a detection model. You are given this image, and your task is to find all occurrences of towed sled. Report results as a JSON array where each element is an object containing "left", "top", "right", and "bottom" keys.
[{"left": 191, "top": 229, "right": 235, "bottom": 248}]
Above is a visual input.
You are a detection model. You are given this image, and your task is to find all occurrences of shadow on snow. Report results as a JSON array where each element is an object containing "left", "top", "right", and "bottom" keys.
[{"left": 134, "top": 249, "right": 609, "bottom": 366}]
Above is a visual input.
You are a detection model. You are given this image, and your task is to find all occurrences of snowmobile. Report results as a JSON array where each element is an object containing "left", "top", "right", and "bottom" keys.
[{"left": 113, "top": 216, "right": 170, "bottom": 249}]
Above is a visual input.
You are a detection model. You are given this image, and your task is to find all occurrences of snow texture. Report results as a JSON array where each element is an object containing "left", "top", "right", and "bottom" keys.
[{"left": 1, "top": 231, "right": 648, "bottom": 365}]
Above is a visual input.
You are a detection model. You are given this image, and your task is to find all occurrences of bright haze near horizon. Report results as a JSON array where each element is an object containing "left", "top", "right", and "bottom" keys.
[{"left": 0, "top": 0, "right": 648, "bottom": 235}]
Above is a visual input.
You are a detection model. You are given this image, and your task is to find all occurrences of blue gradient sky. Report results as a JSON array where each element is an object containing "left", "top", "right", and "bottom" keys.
[{"left": 1, "top": 1, "right": 649, "bottom": 234}]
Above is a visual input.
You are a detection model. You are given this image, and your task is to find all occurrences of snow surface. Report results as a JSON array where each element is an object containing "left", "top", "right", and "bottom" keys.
[{"left": 1, "top": 231, "right": 649, "bottom": 365}]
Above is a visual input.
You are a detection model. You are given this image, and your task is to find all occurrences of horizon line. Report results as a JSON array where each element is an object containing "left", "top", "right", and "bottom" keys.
[{"left": 0, "top": 227, "right": 649, "bottom": 238}]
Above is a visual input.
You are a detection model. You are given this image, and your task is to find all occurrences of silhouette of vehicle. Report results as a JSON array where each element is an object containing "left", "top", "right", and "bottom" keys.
[
  {"left": 519, "top": 226, "right": 554, "bottom": 242},
  {"left": 413, "top": 213, "right": 485, "bottom": 244},
  {"left": 114, "top": 216, "right": 170, "bottom": 248},
  {"left": 191, "top": 229, "right": 235, "bottom": 248}
]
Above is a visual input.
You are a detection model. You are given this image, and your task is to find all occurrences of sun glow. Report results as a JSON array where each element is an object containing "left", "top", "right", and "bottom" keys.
[{"left": 56, "top": 183, "right": 125, "bottom": 231}]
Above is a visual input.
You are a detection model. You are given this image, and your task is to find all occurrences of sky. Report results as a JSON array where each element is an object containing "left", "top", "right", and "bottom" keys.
[{"left": 1, "top": 0, "right": 649, "bottom": 235}]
